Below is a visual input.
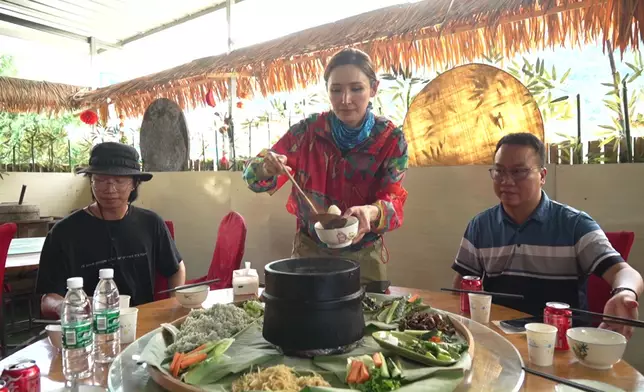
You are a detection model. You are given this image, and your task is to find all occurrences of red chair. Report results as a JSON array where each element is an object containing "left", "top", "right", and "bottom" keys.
[
  {"left": 0, "top": 223, "right": 18, "bottom": 357},
  {"left": 186, "top": 212, "right": 247, "bottom": 290},
  {"left": 586, "top": 231, "right": 635, "bottom": 320},
  {"left": 153, "top": 221, "right": 175, "bottom": 301}
]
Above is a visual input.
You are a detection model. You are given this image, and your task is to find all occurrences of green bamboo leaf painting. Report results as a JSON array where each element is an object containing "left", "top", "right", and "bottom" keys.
[
  {"left": 627, "top": 71, "right": 641, "bottom": 83},
  {"left": 559, "top": 69, "right": 571, "bottom": 83},
  {"left": 626, "top": 62, "right": 639, "bottom": 72},
  {"left": 550, "top": 96, "right": 569, "bottom": 104}
]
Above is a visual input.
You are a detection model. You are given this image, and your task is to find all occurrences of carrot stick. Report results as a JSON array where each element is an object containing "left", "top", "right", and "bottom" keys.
[
  {"left": 347, "top": 360, "right": 362, "bottom": 384},
  {"left": 372, "top": 353, "right": 383, "bottom": 368},
  {"left": 171, "top": 353, "right": 183, "bottom": 378},
  {"left": 357, "top": 362, "right": 370, "bottom": 384},
  {"left": 169, "top": 352, "right": 180, "bottom": 376},
  {"left": 408, "top": 294, "right": 419, "bottom": 303},
  {"left": 179, "top": 353, "right": 207, "bottom": 369},
  {"left": 187, "top": 343, "right": 208, "bottom": 355}
]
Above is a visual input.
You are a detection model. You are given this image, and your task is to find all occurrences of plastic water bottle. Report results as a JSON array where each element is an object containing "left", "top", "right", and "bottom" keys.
[
  {"left": 61, "top": 277, "right": 93, "bottom": 380},
  {"left": 93, "top": 268, "right": 121, "bottom": 362}
]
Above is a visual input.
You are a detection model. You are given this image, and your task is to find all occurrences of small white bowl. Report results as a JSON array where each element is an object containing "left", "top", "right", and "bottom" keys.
[
  {"left": 314, "top": 216, "right": 359, "bottom": 248},
  {"left": 566, "top": 327, "right": 627, "bottom": 369},
  {"left": 45, "top": 324, "right": 63, "bottom": 350},
  {"left": 175, "top": 285, "right": 209, "bottom": 308}
]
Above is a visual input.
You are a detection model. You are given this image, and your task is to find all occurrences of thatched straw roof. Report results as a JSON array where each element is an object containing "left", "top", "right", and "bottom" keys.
[
  {"left": 0, "top": 76, "right": 87, "bottom": 115},
  {"left": 72, "top": 0, "right": 644, "bottom": 118}
]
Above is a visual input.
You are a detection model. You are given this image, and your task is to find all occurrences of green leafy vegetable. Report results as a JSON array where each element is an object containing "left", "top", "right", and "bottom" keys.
[
  {"left": 356, "top": 367, "right": 401, "bottom": 392},
  {"left": 242, "top": 300, "right": 265, "bottom": 318}
]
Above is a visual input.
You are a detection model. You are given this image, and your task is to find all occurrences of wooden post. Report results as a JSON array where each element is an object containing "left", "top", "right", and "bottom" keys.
[
  {"left": 548, "top": 144, "right": 559, "bottom": 164},
  {"left": 226, "top": 0, "right": 237, "bottom": 165},
  {"left": 68, "top": 139, "right": 72, "bottom": 172},
  {"left": 214, "top": 123, "right": 219, "bottom": 171},
  {"left": 587, "top": 140, "right": 601, "bottom": 164},
  {"left": 575, "top": 94, "right": 583, "bottom": 164},
  {"left": 560, "top": 147, "right": 571, "bottom": 165},
  {"left": 633, "top": 137, "right": 644, "bottom": 162},
  {"left": 622, "top": 79, "right": 633, "bottom": 163},
  {"left": 604, "top": 141, "right": 618, "bottom": 163}
]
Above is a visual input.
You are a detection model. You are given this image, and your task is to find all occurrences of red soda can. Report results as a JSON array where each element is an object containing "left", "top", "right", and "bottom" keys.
[
  {"left": 544, "top": 302, "right": 572, "bottom": 350},
  {"left": 460, "top": 276, "right": 482, "bottom": 313},
  {"left": 1, "top": 359, "right": 41, "bottom": 392},
  {"left": 0, "top": 380, "right": 8, "bottom": 392}
]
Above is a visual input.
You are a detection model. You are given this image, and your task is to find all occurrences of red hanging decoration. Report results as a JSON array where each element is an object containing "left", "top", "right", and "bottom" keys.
[
  {"left": 236, "top": 101, "right": 243, "bottom": 109},
  {"left": 80, "top": 110, "right": 99, "bottom": 125},
  {"left": 205, "top": 90, "right": 217, "bottom": 107},
  {"left": 219, "top": 152, "right": 229, "bottom": 169}
]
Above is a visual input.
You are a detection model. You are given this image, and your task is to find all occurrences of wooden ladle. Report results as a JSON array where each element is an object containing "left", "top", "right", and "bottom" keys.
[{"left": 277, "top": 161, "right": 347, "bottom": 229}]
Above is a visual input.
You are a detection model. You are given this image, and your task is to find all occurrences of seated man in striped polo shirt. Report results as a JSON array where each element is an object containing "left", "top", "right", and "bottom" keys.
[{"left": 452, "top": 133, "right": 642, "bottom": 339}]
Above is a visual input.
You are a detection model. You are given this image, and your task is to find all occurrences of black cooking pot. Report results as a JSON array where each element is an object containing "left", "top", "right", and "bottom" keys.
[{"left": 261, "top": 257, "right": 364, "bottom": 353}]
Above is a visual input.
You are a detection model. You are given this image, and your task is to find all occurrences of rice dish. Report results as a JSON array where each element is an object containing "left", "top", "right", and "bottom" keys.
[{"left": 166, "top": 303, "right": 254, "bottom": 354}]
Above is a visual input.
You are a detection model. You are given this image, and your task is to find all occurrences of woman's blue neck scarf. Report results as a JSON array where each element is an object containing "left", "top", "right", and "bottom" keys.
[{"left": 331, "top": 103, "right": 376, "bottom": 151}]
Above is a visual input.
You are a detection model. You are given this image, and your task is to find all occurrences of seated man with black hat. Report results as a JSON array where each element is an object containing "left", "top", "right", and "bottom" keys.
[{"left": 37, "top": 142, "right": 186, "bottom": 318}]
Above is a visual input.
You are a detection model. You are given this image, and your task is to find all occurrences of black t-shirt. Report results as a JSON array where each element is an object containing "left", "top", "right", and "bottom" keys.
[{"left": 35, "top": 206, "right": 182, "bottom": 306}]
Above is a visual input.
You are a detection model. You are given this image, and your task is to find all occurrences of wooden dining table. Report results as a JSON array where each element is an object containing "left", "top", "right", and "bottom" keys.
[{"left": 0, "top": 287, "right": 641, "bottom": 391}]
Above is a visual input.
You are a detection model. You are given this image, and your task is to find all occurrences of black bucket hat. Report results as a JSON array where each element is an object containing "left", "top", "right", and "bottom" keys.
[{"left": 77, "top": 142, "right": 152, "bottom": 181}]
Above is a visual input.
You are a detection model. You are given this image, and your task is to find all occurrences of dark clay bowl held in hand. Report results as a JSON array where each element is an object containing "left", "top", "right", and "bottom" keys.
[{"left": 261, "top": 257, "right": 364, "bottom": 354}]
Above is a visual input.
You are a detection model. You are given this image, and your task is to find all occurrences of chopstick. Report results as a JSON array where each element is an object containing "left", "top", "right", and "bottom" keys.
[
  {"left": 569, "top": 308, "right": 644, "bottom": 329},
  {"left": 33, "top": 319, "right": 60, "bottom": 324},
  {"left": 157, "top": 279, "right": 220, "bottom": 294},
  {"left": 277, "top": 160, "right": 320, "bottom": 214},
  {"left": 522, "top": 367, "right": 604, "bottom": 392},
  {"left": 440, "top": 288, "right": 524, "bottom": 299}
]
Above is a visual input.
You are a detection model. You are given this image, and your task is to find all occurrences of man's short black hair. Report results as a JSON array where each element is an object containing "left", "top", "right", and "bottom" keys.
[
  {"left": 494, "top": 132, "right": 546, "bottom": 167},
  {"left": 85, "top": 174, "right": 140, "bottom": 203}
]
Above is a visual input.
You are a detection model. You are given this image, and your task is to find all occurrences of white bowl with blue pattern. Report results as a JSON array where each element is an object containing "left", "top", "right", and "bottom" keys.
[{"left": 566, "top": 327, "right": 627, "bottom": 369}]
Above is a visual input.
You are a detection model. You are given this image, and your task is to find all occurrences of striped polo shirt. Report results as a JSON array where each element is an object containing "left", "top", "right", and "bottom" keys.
[{"left": 452, "top": 191, "right": 623, "bottom": 316}]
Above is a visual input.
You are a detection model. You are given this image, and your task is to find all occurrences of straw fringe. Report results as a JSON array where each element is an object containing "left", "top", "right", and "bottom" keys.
[
  {"left": 7, "top": 0, "right": 642, "bottom": 118},
  {"left": 0, "top": 76, "right": 87, "bottom": 115}
]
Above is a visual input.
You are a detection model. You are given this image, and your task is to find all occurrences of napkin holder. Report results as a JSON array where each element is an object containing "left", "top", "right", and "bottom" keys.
[{"left": 232, "top": 261, "right": 259, "bottom": 296}]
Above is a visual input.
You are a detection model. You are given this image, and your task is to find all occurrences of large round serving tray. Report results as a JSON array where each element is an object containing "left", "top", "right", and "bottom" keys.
[
  {"left": 107, "top": 299, "right": 524, "bottom": 391},
  {"left": 144, "top": 312, "right": 474, "bottom": 392}
]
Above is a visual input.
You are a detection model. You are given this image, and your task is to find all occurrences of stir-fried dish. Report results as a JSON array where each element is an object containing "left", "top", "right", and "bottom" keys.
[
  {"left": 399, "top": 312, "right": 456, "bottom": 336},
  {"left": 362, "top": 294, "right": 425, "bottom": 324}
]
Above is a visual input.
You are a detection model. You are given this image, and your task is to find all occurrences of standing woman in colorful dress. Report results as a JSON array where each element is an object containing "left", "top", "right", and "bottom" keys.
[{"left": 243, "top": 48, "right": 408, "bottom": 284}]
